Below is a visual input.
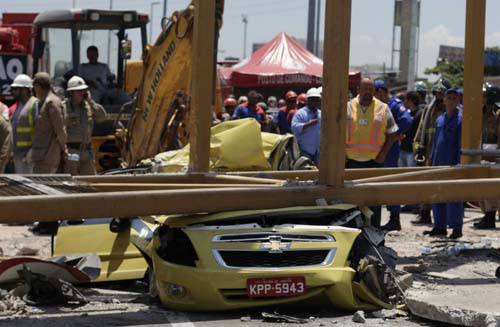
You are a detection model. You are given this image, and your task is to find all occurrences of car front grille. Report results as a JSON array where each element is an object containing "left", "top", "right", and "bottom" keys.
[{"left": 215, "top": 250, "right": 332, "bottom": 268}]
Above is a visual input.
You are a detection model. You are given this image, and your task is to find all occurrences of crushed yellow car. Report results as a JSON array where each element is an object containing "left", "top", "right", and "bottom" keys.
[
  {"left": 132, "top": 205, "right": 405, "bottom": 312},
  {"left": 143, "top": 118, "right": 310, "bottom": 173}
]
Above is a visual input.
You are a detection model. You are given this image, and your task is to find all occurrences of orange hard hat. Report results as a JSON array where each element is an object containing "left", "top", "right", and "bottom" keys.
[
  {"left": 297, "top": 93, "right": 307, "bottom": 104},
  {"left": 224, "top": 98, "right": 237, "bottom": 106},
  {"left": 285, "top": 90, "right": 298, "bottom": 100}
]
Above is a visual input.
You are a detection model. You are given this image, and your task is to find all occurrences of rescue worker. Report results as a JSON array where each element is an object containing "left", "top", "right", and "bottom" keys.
[
  {"left": 412, "top": 77, "right": 452, "bottom": 225},
  {"left": 278, "top": 91, "right": 298, "bottom": 134},
  {"left": 413, "top": 81, "right": 428, "bottom": 110},
  {"left": 232, "top": 91, "right": 265, "bottom": 123},
  {"left": 346, "top": 78, "right": 399, "bottom": 228},
  {"left": 291, "top": 88, "right": 322, "bottom": 165},
  {"left": 64, "top": 76, "right": 107, "bottom": 175},
  {"left": 297, "top": 93, "right": 307, "bottom": 109},
  {"left": 10, "top": 74, "right": 38, "bottom": 174},
  {"left": 425, "top": 88, "right": 463, "bottom": 239},
  {"left": 266, "top": 96, "right": 280, "bottom": 123},
  {"left": 222, "top": 97, "right": 237, "bottom": 121},
  {"left": 31, "top": 72, "right": 68, "bottom": 173},
  {"left": 79, "top": 45, "right": 112, "bottom": 103},
  {"left": 0, "top": 114, "right": 12, "bottom": 173},
  {"left": 373, "top": 80, "right": 413, "bottom": 231},
  {"left": 474, "top": 83, "right": 500, "bottom": 229}
]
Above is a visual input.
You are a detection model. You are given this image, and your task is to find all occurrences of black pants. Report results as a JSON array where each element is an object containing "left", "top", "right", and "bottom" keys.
[{"left": 346, "top": 159, "right": 382, "bottom": 228}]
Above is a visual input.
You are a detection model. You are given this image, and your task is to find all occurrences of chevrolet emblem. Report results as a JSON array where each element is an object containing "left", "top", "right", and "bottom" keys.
[{"left": 261, "top": 236, "right": 290, "bottom": 253}]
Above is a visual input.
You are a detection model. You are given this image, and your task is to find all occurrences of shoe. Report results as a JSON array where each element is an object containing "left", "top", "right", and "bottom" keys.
[
  {"left": 473, "top": 212, "right": 496, "bottom": 230},
  {"left": 381, "top": 219, "right": 401, "bottom": 231},
  {"left": 411, "top": 214, "right": 432, "bottom": 225},
  {"left": 423, "top": 228, "right": 447, "bottom": 236},
  {"left": 449, "top": 228, "right": 463, "bottom": 239}
]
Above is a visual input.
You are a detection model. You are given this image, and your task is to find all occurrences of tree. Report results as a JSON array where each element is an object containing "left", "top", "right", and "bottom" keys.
[
  {"left": 424, "top": 61, "right": 464, "bottom": 88},
  {"left": 425, "top": 47, "right": 500, "bottom": 88}
]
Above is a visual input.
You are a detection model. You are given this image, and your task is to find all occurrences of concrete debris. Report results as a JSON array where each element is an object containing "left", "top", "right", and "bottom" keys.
[
  {"left": 372, "top": 309, "right": 408, "bottom": 319},
  {"left": 352, "top": 310, "right": 366, "bottom": 323},
  {"left": 397, "top": 273, "right": 414, "bottom": 290},
  {"left": 406, "top": 285, "right": 500, "bottom": 327},
  {"left": 425, "top": 272, "right": 460, "bottom": 279},
  {"left": 261, "top": 311, "right": 309, "bottom": 324},
  {"left": 240, "top": 316, "right": 251, "bottom": 322},
  {"left": 15, "top": 247, "right": 39, "bottom": 256},
  {"left": 403, "top": 259, "right": 429, "bottom": 273},
  {"left": 0, "top": 288, "right": 27, "bottom": 314}
]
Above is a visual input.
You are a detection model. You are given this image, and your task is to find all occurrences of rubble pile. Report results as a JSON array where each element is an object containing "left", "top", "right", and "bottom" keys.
[{"left": 0, "top": 288, "right": 28, "bottom": 316}]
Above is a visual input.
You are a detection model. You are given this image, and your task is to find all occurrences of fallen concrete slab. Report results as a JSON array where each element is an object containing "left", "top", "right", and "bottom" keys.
[{"left": 406, "top": 284, "right": 500, "bottom": 327}]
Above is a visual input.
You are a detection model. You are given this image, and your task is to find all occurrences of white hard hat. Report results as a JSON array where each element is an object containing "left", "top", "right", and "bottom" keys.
[
  {"left": 238, "top": 96, "right": 248, "bottom": 104},
  {"left": 11, "top": 74, "right": 33, "bottom": 89},
  {"left": 66, "top": 76, "right": 88, "bottom": 91},
  {"left": 317, "top": 86, "right": 323, "bottom": 94},
  {"left": 306, "top": 87, "right": 321, "bottom": 99}
]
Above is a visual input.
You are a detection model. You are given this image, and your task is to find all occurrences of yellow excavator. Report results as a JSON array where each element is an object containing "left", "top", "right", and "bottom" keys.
[{"left": 118, "top": 1, "right": 225, "bottom": 167}]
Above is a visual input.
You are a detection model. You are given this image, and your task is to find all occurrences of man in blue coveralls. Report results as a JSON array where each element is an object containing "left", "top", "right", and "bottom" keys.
[
  {"left": 291, "top": 88, "right": 322, "bottom": 165},
  {"left": 424, "top": 88, "right": 463, "bottom": 239},
  {"left": 373, "top": 80, "right": 413, "bottom": 231}
]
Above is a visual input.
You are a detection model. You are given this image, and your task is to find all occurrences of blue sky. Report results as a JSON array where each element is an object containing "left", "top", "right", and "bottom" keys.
[{"left": 3, "top": 0, "right": 500, "bottom": 77}]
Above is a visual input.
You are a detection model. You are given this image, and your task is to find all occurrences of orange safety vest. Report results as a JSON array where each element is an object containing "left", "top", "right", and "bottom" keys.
[{"left": 346, "top": 97, "right": 388, "bottom": 161}]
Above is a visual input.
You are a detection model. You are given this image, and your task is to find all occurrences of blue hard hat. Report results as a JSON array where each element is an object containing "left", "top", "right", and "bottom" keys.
[{"left": 374, "top": 79, "right": 387, "bottom": 90}]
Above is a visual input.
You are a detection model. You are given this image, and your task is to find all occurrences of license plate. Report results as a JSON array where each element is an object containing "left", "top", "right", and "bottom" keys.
[{"left": 247, "top": 277, "right": 306, "bottom": 298}]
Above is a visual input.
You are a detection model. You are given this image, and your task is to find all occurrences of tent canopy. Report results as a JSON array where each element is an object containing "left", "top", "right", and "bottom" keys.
[{"left": 221, "top": 32, "right": 361, "bottom": 89}]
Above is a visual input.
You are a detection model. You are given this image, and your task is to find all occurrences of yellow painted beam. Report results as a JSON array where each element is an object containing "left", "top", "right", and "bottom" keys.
[
  {"left": 461, "top": 0, "right": 486, "bottom": 164},
  {"left": 188, "top": 0, "right": 216, "bottom": 172},
  {"left": 319, "top": 0, "right": 351, "bottom": 186},
  {"left": 3, "top": 179, "right": 500, "bottom": 223}
]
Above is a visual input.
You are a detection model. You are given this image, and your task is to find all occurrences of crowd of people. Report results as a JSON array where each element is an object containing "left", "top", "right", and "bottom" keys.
[
  {"left": 224, "top": 76, "right": 500, "bottom": 239},
  {"left": 0, "top": 73, "right": 106, "bottom": 177}
]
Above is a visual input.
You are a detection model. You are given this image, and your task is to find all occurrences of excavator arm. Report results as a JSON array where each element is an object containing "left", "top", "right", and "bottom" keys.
[{"left": 121, "top": 1, "right": 224, "bottom": 166}]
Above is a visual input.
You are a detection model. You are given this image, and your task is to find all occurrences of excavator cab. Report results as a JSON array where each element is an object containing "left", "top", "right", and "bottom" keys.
[{"left": 32, "top": 9, "right": 149, "bottom": 170}]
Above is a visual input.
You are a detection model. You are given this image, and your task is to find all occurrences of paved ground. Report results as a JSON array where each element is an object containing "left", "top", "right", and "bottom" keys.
[{"left": 0, "top": 207, "right": 497, "bottom": 326}]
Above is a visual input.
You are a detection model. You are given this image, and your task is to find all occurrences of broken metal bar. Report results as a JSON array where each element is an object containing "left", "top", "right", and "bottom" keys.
[
  {"left": 91, "top": 183, "right": 280, "bottom": 192},
  {"left": 227, "top": 166, "right": 447, "bottom": 180},
  {"left": 352, "top": 166, "right": 489, "bottom": 183},
  {"left": 462, "top": 149, "right": 500, "bottom": 156}
]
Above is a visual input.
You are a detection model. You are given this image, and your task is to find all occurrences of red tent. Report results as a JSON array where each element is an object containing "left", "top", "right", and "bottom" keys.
[{"left": 221, "top": 32, "right": 361, "bottom": 89}]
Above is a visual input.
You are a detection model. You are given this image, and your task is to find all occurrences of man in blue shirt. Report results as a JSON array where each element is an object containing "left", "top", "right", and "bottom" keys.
[
  {"left": 277, "top": 90, "right": 297, "bottom": 134},
  {"left": 232, "top": 90, "right": 264, "bottom": 123},
  {"left": 373, "top": 80, "right": 413, "bottom": 231},
  {"left": 291, "top": 88, "right": 321, "bottom": 165},
  {"left": 424, "top": 88, "right": 463, "bottom": 239}
]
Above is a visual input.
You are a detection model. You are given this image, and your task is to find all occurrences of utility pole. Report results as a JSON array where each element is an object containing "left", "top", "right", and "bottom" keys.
[
  {"left": 163, "top": 0, "right": 168, "bottom": 18},
  {"left": 242, "top": 15, "right": 248, "bottom": 58},
  {"left": 306, "top": 0, "right": 316, "bottom": 53},
  {"left": 72, "top": 0, "right": 76, "bottom": 8},
  {"left": 314, "top": 0, "right": 321, "bottom": 56},
  {"left": 406, "top": 0, "right": 419, "bottom": 90},
  {"left": 106, "top": 0, "right": 113, "bottom": 65}
]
